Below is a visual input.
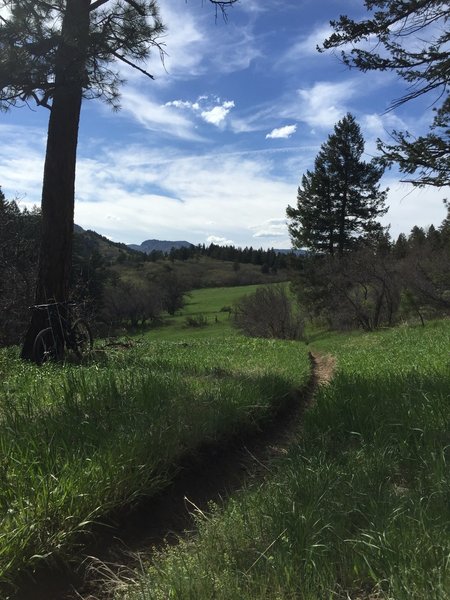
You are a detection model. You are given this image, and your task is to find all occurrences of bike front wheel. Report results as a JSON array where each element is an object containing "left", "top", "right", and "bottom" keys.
[
  {"left": 71, "top": 319, "right": 93, "bottom": 358},
  {"left": 33, "top": 328, "right": 64, "bottom": 365}
]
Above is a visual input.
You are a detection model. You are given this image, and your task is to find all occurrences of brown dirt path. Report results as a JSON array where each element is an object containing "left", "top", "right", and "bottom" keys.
[{"left": 12, "top": 352, "right": 335, "bottom": 600}]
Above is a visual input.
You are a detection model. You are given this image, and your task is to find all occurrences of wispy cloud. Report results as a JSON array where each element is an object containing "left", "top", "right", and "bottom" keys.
[
  {"left": 283, "top": 23, "right": 333, "bottom": 61},
  {"left": 288, "top": 80, "right": 357, "bottom": 128},
  {"left": 139, "top": 0, "right": 260, "bottom": 85},
  {"left": 266, "top": 124, "right": 297, "bottom": 139},
  {"left": 251, "top": 218, "right": 288, "bottom": 239},
  {"left": 209, "top": 28, "right": 261, "bottom": 74},
  {"left": 140, "top": 0, "right": 206, "bottom": 83},
  {"left": 119, "top": 89, "right": 203, "bottom": 140},
  {"left": 71, "top": 145, "right": 298, "bottom": 247}
]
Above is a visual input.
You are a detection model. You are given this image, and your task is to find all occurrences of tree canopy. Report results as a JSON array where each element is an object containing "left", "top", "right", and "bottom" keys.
[
  {"left": 0, "top": 0, "right": 165, "bottom": 110},
  {"left": 287, "top": 113, "right": 388, "bottom": 256},
  {"left": 321, "top": 0, "right": 450, "bottom": 187}
]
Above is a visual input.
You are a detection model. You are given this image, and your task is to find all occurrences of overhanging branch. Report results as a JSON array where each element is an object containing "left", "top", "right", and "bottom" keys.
[
  {"left": 112, "top": 51, "right": 155, "bottom": 79},
  {"left": 90, "top": 0, "right": 110, "bottom": 12}
]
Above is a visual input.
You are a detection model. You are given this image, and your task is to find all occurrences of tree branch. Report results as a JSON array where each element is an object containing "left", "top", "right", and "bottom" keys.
[
  {"left": 90, "top": 0, "right": 110, "bottom": 12},
  {"left": 111, "top": 50, "right": 155, "bottom": 79},
  {"left": 123, "top": 0, "right": 146, "bottom": 16}
]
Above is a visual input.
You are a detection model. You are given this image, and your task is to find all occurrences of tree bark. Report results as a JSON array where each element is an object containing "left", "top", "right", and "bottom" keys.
[{"left": 21, "top": 0, "right": 91, "bottom": 360}]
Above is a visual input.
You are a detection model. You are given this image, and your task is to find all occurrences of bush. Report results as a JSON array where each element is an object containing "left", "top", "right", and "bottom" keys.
[
  {"left": 185, "top": 314, "right": 208, "bottom": 328},
  {"left": 233, "top": 284, "right": 304, "bottom": 340}
]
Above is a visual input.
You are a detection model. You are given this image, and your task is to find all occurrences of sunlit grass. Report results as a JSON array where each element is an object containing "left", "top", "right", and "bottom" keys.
[
  {"left": 144, "top": 283, "right": 287, "bottom": 340},
  {"left": 118, "top": 319, "right": 450, "bottom": 600},
  {"left": 0, "top": 335, "right": 310, "bottom": 588}
]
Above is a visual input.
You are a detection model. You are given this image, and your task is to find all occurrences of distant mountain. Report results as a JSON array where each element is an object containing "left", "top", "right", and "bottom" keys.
[
  {"left": 127, "top": 239, "right": 194, "bottom": 254},
  {"left": 75, "top": 226, "right": 304, "bottom": 257}
]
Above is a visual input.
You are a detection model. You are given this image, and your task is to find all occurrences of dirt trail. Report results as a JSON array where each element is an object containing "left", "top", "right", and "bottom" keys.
[{"left": 13, "top": 352, "right": 335, "bottom": 600}]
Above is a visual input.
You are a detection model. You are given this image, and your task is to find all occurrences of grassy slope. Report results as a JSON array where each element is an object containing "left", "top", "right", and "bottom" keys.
[
  {"left": 0, "top": 284, "right": 310, "bottom": 589},
  {"left": 112, "top": 256, "right": 289, "bottom": 291},
  {"left": 118, "top": 319, "right": 450, "bottom": 600}
]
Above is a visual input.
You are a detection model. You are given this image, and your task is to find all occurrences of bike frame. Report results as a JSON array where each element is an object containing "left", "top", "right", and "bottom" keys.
[{"left": 32, "top": 302, "right": 75, "bottom": 349}]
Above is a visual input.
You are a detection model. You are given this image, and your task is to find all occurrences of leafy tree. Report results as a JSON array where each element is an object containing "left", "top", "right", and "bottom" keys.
[
  {"left": 0, "top": 0, "right": 238, "bottom": 359},
  {"left": 321, "top": 1, "right": 450, "bottom": 187},
  {"left": 156, "top": 271, "right": 187, "bottom": 315},
  {"left": 287, "top": 113, "right": 387, "bottom": 256},
  {"left": 101, "top": 277, "right": 163, "bottom": 328}
]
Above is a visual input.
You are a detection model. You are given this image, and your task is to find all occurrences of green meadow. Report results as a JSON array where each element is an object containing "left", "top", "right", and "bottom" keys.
[
  {"left": 116, "top": 318, "right": 450, "bottom": 600},
  {"left": 0, "top": 283, "right": 449, "bottom": 599},
  {"left": 0, "top": 284, "right": 310, "bottom": 590},
  {"left": 143, "top": 284, "right": 264, "bottom": 340}
]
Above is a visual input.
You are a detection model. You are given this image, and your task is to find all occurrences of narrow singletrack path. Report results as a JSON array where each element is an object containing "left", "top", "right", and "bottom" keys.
[{"left": 14, "top": 352, "right": 335, "bottom": 600}]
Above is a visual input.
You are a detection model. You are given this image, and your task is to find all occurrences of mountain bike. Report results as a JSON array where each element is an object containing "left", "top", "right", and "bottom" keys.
[{"left": 31, "top": 302, "right": 93, "bottom": 365}]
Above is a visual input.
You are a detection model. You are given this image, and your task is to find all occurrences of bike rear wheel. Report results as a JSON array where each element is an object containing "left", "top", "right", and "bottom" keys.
[
  {"left": 33, "top": 328, "right": 64, "bottom": 365},
  {"left": 71, "top": 319, "right": 93, "bottom": 358}
]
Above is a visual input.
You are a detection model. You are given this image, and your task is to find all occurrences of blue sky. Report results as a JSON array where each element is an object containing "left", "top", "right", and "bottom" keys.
[{"left": 0, "top": 0, "right": 447, "bottom": 248}]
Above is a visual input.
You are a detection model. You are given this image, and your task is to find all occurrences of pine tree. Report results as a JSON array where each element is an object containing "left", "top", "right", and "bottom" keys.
[
  {"left": 321, "top": 1, "right": 450, "bottom": 187},
  {"left": 0, "top": 0, "right": 238, "bottom": 359},
  {"left": 287, "top": 113, "right": 388, "bottom": 256}
]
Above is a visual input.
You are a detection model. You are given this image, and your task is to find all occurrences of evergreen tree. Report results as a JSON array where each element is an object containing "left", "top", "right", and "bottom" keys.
[
  {"left": 321, "top": 1, "right": 450, "bottom": 187},
  {"left": 440, "top": 203, "right": 450, "bottom": 248},
  {"left": 287, "top": 113, "right": 388, "bottom": 256}
]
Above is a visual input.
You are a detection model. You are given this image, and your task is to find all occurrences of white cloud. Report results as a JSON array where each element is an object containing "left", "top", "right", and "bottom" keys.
[
  {"left": 250, "top": 218, "right": 288, "bottom": 239},
  {"left": 266, "top": 124, "right": 297, "bottom": 139},
  {"left": 206, "top": 235, "right": 235, "bottom": 245},
  {"left": 165, "top": 100, "right": 200, "bottom": 110},
  {"left": 294, "top": 81, "right": 355, "bottom": 128},
  {"left": 69, "top": 145, "right": 299, "bottom": 247},
  {"left": 201, "top": 101, "right": 235, "bottom": 126},
  {"left": 165, "top": 95, "right": 235, "bottom": 128},
  {"left": 0, "top": 125, "right": 45, "bottom": 202}
]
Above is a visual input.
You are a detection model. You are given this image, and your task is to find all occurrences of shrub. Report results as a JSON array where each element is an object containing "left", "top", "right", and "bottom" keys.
[
  {"left": 185, "top": 314, "right": 208, "bottom": 328},
  {"left": 233, "top": 284, "right": 304, "bottom": 340}
]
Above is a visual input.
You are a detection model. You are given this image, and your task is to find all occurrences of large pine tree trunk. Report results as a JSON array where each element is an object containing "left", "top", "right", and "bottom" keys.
[{"left": 21, "top": 0, "right": 91, "bottom": 360}]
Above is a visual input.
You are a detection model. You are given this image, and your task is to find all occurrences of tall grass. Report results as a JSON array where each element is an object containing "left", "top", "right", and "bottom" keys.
[
  {"left": 0, "top": 337, "right": 310, "bottom": 588},
  {"left": 118, "top": 320, "right": 450, "bottom": 600}
]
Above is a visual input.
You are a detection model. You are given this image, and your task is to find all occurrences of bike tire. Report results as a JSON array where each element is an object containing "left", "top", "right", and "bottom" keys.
[
  {"left": 33, "top": 328, "right": 64, "bottom": 365},
  {"left": 71, "top": 318, "right": 93, "bottom": 358}
]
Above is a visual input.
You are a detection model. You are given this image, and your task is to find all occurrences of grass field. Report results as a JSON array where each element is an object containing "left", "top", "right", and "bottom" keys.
[
  {"left": 1, "top": 282, "right": 449, "bottom": 598},
  {"left": 142, "top": 283, "right": 265, "bottom": 340},
  {"left": 116, "top": 319, "right": 450, "bottom": 600},
  {"left": 0, "top": 282, "right": 310, "bottom": 590}
]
